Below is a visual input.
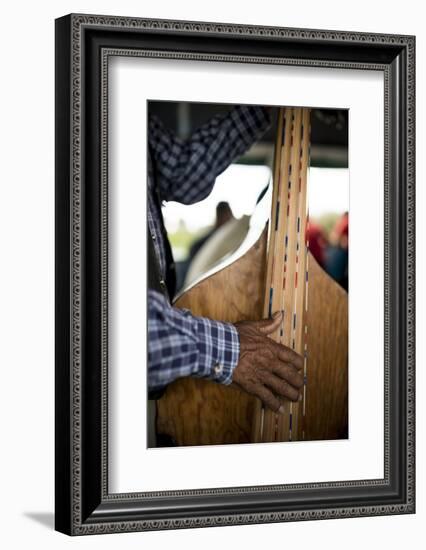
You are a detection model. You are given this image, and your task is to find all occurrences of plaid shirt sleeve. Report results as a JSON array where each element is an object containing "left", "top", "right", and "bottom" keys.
[
  {"left": 148, "top": 105, "right": 271, "bottom": 204},
  {"left": 148, "top": 290, "right": 240, "bottom": 392}
]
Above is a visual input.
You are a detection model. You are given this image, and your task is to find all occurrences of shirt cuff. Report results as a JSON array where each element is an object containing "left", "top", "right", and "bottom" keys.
[{"left": 193, "top": 317, "right": 240, "bottom": 385}]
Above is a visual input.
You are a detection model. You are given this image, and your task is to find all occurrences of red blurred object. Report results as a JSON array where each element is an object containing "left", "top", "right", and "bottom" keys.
[{"left": 307, "top": 220, "right": 327, "bottom": 267}]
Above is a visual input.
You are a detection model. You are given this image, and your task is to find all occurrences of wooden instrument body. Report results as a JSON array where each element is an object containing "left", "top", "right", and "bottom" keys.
[{"left": 156, "top": 237, "right": 348, "bottom": 445}]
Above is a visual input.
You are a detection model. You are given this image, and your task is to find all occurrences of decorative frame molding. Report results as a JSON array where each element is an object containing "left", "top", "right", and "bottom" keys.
[{"left": 55, "top": 13, "right": 415, "bottom": 535}]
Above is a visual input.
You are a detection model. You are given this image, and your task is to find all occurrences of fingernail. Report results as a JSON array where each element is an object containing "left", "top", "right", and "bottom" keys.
[
  {"left": 278, "top": 405, "right": 285, "bottom": 414},
  {"left": 298, "top": 394, "right": 303, "bottom": 402},
  {"left": 273, "top": 311, "right": 281, "bottom": 319}
]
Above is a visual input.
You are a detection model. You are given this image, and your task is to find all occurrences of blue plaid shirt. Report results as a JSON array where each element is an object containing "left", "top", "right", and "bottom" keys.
[{"left": 148, "top": 105, "right": 271, "bottom": 392}]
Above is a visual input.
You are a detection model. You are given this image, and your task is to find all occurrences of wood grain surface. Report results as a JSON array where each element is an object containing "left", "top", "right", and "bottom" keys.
[
  {"left": 156, "top": 246, "right": 348, "bottom": 445},
  {"left": 302, "top": 253, "right": 348, "bottom": 441},
  {"left": 156, "top": 228, "right": 268, "bottom": 446}
]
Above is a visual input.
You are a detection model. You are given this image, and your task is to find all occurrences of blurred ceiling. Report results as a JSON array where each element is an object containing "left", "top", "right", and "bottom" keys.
[{"left": 148, "top": 101, "right": 348, "bottom": 168}]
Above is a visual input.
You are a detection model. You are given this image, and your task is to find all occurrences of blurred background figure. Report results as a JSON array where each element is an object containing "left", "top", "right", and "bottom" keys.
[
  {"left": 184, "top": 203, "right": 250, "bottom": 288},
  {"left": 325, "top": 212, "right": 349, "bottom": 291},
  {"left": 176, "top": 201, "right": 235, "bottom": 288},
  {"left": 189, "top": 201, "right": 234, "bottom": 260},
  {"left": 331, "top": 211, "right": 349, "bottom": 249},
  {"left": 306, "top": 219, "right": 328, "bottom": 269}
]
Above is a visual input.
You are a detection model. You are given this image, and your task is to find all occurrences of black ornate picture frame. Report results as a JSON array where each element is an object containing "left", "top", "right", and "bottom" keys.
[{"left": 55, "top": 13, "right": 415, "bottom": 535}]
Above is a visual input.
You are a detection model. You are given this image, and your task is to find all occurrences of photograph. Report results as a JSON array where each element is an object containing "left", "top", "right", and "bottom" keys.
[{"left": 147, "top": 101, "right": 349, "bottom": 448}]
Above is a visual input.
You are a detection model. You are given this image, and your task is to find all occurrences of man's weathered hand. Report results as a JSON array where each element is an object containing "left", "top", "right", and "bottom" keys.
[{"left": 233, "top": 312, "right": 304, "bottom": 413}]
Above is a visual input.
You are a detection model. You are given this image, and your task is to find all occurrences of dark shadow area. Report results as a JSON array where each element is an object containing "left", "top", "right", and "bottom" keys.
[{"left": 23, "top": 512, "right": 54, "bottom": 530}]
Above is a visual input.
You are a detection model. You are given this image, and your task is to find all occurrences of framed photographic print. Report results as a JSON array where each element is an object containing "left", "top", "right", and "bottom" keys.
[{"left": 55, "top": 13, "right": 415, "bottom": 535}]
